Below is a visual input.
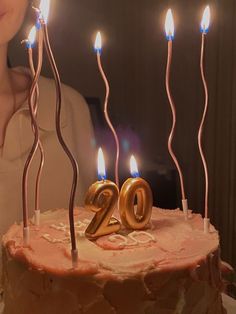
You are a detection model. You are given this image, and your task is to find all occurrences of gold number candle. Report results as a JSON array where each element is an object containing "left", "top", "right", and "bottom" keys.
[
  {"left": 85, "top": 148, "right": 120, "bottom": 240},
  {"left": 119, "top": 156, "right": 153, "bottom": 229}
]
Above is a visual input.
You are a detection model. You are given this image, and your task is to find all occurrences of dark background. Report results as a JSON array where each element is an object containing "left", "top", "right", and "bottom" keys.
[{"left": 9, "top": 0, "right": 236, "bottom": 271}]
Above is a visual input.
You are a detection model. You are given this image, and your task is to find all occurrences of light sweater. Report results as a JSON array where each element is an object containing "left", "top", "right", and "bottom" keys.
[{"left": 0, "top": 73, "right": 96, "bottom": 240}]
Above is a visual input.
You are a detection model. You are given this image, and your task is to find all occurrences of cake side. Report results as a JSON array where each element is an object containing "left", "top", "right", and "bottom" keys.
[
  {"left": 2, "top": 248, "right": 226, "bottom": 314},
  {"left": 2, "top": 207, "right": 220, "bottom": 277},
  {"left": 2, "top": 208, "right": 227, "bottom": 314}
]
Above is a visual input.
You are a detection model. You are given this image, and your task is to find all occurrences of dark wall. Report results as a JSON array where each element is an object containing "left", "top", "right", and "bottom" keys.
[{"left": 9, "top": 0, "right": 236, "bottom": 269}]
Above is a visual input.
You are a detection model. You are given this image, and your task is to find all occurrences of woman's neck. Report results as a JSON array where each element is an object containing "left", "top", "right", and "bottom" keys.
[
  {"left": 0, "top": 44, "right": 11, "bottom": 94},
  {"left": 0, "top": 43, "right": 31, "bottom": 148}
]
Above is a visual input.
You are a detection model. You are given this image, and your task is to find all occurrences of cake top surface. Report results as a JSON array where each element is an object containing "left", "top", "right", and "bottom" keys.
[{"left": 2, "top": 207, "right": 219, "bottom": 279}]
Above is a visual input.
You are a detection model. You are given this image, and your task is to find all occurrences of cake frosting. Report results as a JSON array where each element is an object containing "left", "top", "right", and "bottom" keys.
[{"left": 2, "top": 207, "right": 226, "bottom": 314}]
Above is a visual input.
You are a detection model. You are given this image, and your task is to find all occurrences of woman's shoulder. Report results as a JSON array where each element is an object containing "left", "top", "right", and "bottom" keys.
[
  {"left": 11, "top": 67, "right": 87, "bottom": 107},
  {"left": 10, "top": 68, "right": 91, "bottom": 130}
]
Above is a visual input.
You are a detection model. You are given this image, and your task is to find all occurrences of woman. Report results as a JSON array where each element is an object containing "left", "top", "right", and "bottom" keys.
[{"left": 0, "top": 1, "right": 96, "bottom": 240}]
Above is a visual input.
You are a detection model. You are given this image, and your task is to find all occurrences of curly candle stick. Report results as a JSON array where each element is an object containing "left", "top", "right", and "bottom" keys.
[
  {"left": 23, "top": 26, "right": 45, "bottom": 227},
  {"left": 94, "top": 32, "right": 120, "bottom": 188},
  {"left": 199, "top": 6, "right": 211, "bottom": 233},
  {"left": 38, "top": 0, "right": 79, "bottom": 267},
  {"left": 22, "top": 27, "right": 43, "bottom": 245},
  {"left": 165, "top": 9, "right": 188, "bottom": 218},
  {"left": 34, "top": 24, "right": 45, "bottom": 226}
]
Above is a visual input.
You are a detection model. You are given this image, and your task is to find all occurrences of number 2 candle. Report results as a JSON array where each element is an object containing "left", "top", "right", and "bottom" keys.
[{"left": 85, "top": 148, "right": 120, "bottom": 240}]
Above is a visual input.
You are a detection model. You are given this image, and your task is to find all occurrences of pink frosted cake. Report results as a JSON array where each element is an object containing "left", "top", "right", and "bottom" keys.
[{"left": 2, "top": 207, "right": 226, "bottom": 314}]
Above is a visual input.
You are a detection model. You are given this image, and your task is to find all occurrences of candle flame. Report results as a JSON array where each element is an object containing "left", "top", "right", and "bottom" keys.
[
  {"left": 130, "top": 155, "right": 140, "bottom": 178},
  {"left": 39, "top": 0, "right": 50, "bottom": 23},
  {"left": 28, "top": 26, "right": 37, "bottom": 46},
  {"left": 98, "top": 148, "right": 106, "bottom": 180},
  {"left": 165, "top": 9, "right": 174, "bottom": 40},
  {"left": 94, "top": 31, "right": 102, "bottom": 53},
  {"left": 201, "top": 6, "right": 210, "bottom": 33}
]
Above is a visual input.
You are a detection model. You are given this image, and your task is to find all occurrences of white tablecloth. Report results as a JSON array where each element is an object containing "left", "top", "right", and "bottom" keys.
[{"left": 0, "top": 294, "right": 235, "bottom": 313}]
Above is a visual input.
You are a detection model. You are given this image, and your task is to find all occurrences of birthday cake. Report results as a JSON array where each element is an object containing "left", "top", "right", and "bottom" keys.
[{"left": 2, "top": 207, "right": 226, "bottom": 314}]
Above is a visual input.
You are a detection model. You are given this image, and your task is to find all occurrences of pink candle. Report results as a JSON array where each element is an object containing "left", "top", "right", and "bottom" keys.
[
  {"left": 164, "top": 9, "right": 188, "bottom": 218},
  {"left": 22, "top": 25, "right": 43, "bottom": 244},
  {"left": 24, "top": 26, "right": 45, "bottom": 227},
  {"left": 94, "top": 32, "right": 120, "bottom": 189},
  {"left": 36, "top": 0, "right": 79, "bottom": 267},
  {"left": 198, "top": 6, "right": 211, "bottom": 233}
]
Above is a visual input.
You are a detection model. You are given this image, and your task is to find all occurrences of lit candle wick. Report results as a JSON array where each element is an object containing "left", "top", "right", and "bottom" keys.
[
  {"left": 200, "top": 5, "right": 210, "bottom": 34},
  {"left": 165, "top": 9, "right": 174, "bottom": 41},
  {"left": 130, "top": 155, "right": 140, "bottom": 178},
  {"left": 97, "top": 148, "right": 107, "bottom": 181},
  {"left": 94, "top": 31, "right": 102, "bottom": 55},
  {"left": 39, "top": 0, "right": 50, "bottom": 24}
]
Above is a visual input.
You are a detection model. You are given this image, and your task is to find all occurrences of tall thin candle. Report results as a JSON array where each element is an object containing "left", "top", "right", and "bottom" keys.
[
  {"left": 25, "top": 26, "right": 45, "bottom": 226},
  {"left": 37, "top": 0, "right": 79, "bottom": 266},
  {"left": 22, "top": 26, "right": 42, "bottom": 245},
  {"left": 164, "top": 9, "right": 188, "bottom": 218},
  {"left": 199, "top": 6, "right": 211, "bottom": 233},
  {"left": 94, "top": 32, "right": 120, "bottom": 188}
]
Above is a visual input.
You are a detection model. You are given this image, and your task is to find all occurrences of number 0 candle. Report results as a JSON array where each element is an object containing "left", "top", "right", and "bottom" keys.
[
  {"left": 85, "top": 148, "right": 120, "bottom": 240},
  {"left": 119, "top": 156, "right": 153, "bottom": 229}
]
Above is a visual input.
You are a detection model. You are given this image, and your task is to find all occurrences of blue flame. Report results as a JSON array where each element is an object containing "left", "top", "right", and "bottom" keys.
[
  {"left": 36, "top": 19, "right": 41, "bottom": 30},
  {"left": 131, "top": 169, "right": 140, "bottom": 178},
  {"left": 200, "top": 26, "right": 209, "bottom": 34},
  {"left": 94, "top": 47, "right": 102, "bottom": 55},
  {"left": 26, "top": 42, "right": 35, "bottom": 49},
  {"left": 166, "top": 33, "right": 174, "bottom": 41},
  {"left": 98, "top": 170, "right": 106, "bottom": 181}
]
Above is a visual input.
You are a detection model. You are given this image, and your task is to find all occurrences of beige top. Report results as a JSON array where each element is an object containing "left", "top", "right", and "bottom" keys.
[{"left": 0, "top": 73, "right": 96, "bottom": 239}]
